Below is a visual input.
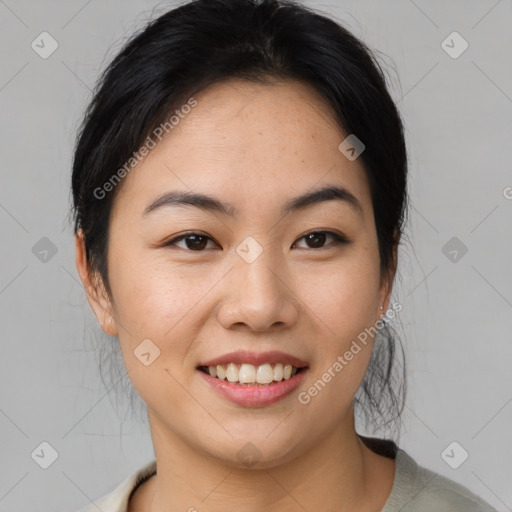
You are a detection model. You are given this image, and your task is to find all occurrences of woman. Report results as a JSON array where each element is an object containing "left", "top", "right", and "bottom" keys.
[{"left": 71, "top": 0, "right": 496, "bottom": 510}]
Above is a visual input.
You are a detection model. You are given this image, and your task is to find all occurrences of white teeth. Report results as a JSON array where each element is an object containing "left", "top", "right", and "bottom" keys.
[
  {"left": 256, "top": 363, "right": 274, "bottom": 384},
  {"left": 205, "top": 362, "right": 302, "bottom": 384},
  {"left": 216, "top": 364, "right": 226, "bottom": 380},
  {"left": 273, "top": 363, "right": 284, "bottom": 381},
  {"left": 226, "top": 363, "right": 239, "bottom": 383},
  {"left": 239, "top": 363, "right": 256, "bottom": 383}
]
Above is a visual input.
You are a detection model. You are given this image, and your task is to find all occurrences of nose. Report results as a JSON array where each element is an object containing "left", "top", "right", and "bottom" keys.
[{"left": 216, "top": 247, "right": 299, "bottom": 332}]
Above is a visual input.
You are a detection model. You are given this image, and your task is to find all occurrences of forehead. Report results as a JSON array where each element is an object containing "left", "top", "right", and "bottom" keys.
[{"left": 111, "top": 78, "right": 373, "bottom": 223}]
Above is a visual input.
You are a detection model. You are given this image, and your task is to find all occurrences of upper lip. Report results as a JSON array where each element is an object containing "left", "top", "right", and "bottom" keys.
[{"left": 198, "top": 350, "right": 309, "bottom": 368}]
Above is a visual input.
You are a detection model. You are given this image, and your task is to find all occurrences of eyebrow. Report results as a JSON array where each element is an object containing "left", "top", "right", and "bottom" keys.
[{"left": 141, "top": 185, "right": 363, "bottom": 219}]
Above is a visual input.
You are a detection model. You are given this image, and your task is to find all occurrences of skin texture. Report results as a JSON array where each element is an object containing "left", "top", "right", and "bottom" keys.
[{"left": 75, "top": 78, "right": 397, "bottom": 511}]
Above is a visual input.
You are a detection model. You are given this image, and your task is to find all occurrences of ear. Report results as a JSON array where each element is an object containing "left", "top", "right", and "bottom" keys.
[
  {"left": 378, "top": 233, "right": 399, "bottom": 317},
  {"left": 75, "top": 229, "right": 118, "bottom": 337}
]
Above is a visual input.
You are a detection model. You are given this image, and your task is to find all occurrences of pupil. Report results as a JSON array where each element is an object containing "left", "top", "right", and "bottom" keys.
[
  {"left": 186, "top": 235, "right": 206, "bottom": 250},
  {"left": 307, "top": 232, "right": 325, "bottom": 248}
]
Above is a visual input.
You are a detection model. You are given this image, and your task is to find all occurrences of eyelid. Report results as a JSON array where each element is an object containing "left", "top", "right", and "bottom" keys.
[
  {"left": 292, "top": 229, "right": 350, "bottom": 249},
  {"left": 162, "top": 231, "right": 220, "bottom": 250},
  {"left": 162, "top": 229, "right": 351, "bottom": 251}
]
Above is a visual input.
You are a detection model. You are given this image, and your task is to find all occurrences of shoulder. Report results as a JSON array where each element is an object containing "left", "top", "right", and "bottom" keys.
[
  {"left": 74, "top": 459, "right": 157, "bottom": 512},
  {"left": 383, "top": 448, "right": 497, "bottom": 512}
]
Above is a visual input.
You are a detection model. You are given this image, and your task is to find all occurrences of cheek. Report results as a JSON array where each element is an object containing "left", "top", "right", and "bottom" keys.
[
  {"left": 107, "top": 254, "right": 194, "bottom": 406},
  {"left": 297, "top": 248, "right": 380, "bottom": 333},
  {"left": 107, "top": 244, "right": 186, "bottom": 331},
  {"left": 106, "top": 245, "right": 214, "bottom": 381},
  {"left": 296, "top": 260, "right": 380, "bottom": 416}
]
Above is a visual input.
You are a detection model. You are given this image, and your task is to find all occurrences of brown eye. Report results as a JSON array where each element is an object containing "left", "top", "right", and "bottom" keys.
[
  {"left": 293, "top": 230, "right": 349, "bottom": 250},
  {"left": 164, "top": 232, "right": 217, "bottom": 251},
  {"left": 163, "top": 230, "right": 350, "bottom": 252},
  {"left": 305, "top": 232, "right": 327, "bottom": 248}
]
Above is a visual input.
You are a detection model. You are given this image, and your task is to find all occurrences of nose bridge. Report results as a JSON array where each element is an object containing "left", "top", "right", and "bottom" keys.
[
  {"left": 216, "top": 237, "right": 298, "bottom": 331},
  {"left": 240, "top": 247, "right": 281, "bottom": 297},
  {"left": 236, "top": 241, "right": 285, "bottom": 313}
]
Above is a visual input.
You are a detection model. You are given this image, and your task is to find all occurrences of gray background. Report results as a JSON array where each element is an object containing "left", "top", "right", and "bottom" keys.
[{"left": 1, "top": 0, "right": 511, "bottom": 510}]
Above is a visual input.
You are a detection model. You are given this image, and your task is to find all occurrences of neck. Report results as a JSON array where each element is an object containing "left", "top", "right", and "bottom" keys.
[{"left": 141, "top": 408, "right": 394, "bottom": 512}]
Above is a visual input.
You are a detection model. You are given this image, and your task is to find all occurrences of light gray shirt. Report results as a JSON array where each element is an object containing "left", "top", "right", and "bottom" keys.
[{"left": 76, "top": 438, "right": 497, "bottom": 511}]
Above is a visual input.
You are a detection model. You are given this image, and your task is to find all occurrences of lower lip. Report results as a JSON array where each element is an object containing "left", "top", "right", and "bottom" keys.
[{"left": 197, "top": 368, "right": 308, "bottom": 407}]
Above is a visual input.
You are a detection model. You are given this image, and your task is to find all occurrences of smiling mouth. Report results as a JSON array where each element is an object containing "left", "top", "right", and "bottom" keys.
[{"left": 197, "top": 363, "right": 308, "bottom": 386}]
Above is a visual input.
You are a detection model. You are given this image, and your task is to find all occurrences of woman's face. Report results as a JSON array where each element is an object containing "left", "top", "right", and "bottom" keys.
[{"left": 78, "top": 78, "right": 394, "bottom": 468}]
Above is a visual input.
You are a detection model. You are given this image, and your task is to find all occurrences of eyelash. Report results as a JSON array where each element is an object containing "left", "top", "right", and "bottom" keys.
[{"left": 162, "top": 230, "right": 351, "bottom": 251}]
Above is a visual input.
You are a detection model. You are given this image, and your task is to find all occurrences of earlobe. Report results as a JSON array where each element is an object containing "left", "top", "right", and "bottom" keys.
[
  {"left": 101, "top": 315, "right": 118, "bottom": 337},
  {"left": 74, "top": 229, "right": 118, "bottom": 337}
]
